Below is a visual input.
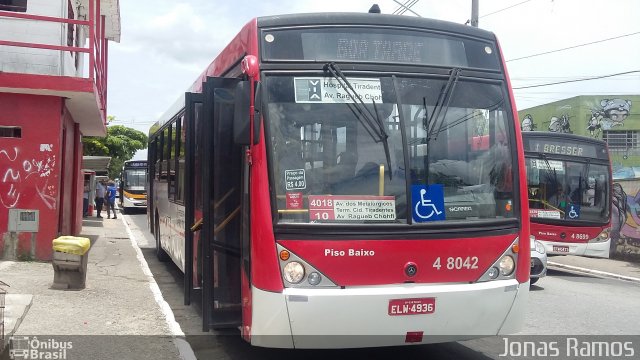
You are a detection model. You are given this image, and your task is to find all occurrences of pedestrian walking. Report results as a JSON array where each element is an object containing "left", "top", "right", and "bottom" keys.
[
  {"left": 95, "top": 180, "right": 106, "bottom": 218},
  {"left": 106, "top": 180, "right": 118, "bottom": 219}
]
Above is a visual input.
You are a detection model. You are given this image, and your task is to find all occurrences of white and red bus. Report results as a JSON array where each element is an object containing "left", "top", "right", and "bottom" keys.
[
  {"left": 523, "top": 132, "right": 612, "bottom": 258},
  {"left": 148, "top": 12, "right": 530, "bottom": 348}
]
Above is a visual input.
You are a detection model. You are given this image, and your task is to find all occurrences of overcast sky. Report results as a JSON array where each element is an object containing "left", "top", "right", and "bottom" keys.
[{"left": 106, "top": 0, "right": 640, "bottom": 159}]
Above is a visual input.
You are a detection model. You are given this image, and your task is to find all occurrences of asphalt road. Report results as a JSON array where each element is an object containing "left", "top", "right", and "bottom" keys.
[{"left": 124, "top": 212, "right": 640, "bottom": 359}]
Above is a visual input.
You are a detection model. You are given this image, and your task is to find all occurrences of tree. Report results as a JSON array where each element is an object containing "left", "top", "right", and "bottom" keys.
[{"left": 82, "top": 120, "right": 148, "bottom": 179}]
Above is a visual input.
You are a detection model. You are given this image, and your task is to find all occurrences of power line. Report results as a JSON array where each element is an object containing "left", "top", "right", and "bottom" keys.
[
  {"left": 465, "top": 0, "right": 532, "bottom": 25},
  {"left": 512, "top": 70, "right": 640, "bottom": 89},
  {"left": 507, "top": 31, "right": 640, "bottom": 62},
  {"left": 480, "top": 0, "right": 532, "bottom": 18},
  {"left": 392, "top": 0, "right": 421, "bottom": 17}
]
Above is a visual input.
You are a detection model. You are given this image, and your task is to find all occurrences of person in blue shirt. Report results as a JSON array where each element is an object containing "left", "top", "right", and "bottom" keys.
[
  {"left": 95, "top": 179, "right": 106, "bottom": 218},
  {"left": 106, "top": 180, "right": 118, "bottom": 219}
]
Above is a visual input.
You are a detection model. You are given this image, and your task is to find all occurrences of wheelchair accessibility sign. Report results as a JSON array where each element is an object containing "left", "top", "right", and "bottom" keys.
[
  {"left": 567, "top": 203, "right": 580, "bottom": 219},
  {"left": 412, "top": 184, "right": 446, "bottom": 222}
]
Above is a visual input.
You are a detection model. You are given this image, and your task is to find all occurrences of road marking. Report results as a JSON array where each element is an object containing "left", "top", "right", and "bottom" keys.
[{"left": 548, "top": 261, "right": 640, "bottom": 283}]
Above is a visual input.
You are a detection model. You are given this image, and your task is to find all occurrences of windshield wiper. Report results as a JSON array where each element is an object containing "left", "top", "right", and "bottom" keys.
[
  {"left": 539, "top": 153, "right": 560, "bottom": 195},
  {"left": 428, "top": 68, "right": 461, "bottom": 141},
  {"left": 324, "top": 62, "right": 392, "bottom": 179}
]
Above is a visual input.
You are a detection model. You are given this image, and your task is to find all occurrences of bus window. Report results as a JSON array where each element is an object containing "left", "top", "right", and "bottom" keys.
[
  {"left": 177, "top": 115, "right": 185, "bottom": 202},
  {"left": 169, "top": 121, "right": 178, "bottom": 199}
]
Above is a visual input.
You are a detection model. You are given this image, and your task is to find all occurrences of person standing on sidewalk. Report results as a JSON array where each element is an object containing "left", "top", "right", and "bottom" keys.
[
  {"left": 106, "top": 180, "right": 118, "bottom": 219},
  {"left": 95, "top": 180, "right": 106, "bottom": 218}
]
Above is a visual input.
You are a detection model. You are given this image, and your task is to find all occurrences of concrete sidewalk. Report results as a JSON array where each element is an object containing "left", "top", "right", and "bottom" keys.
[
  {"left": 548, "top": 254, "right": 640, "bottom": 283},
  {"left": 0, "top": 212, "right": 191, "bottom": 360}
]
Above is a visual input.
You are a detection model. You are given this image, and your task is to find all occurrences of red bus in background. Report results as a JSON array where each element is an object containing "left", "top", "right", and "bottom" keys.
[
  {"left": 523, "top": 132, "right": 612, "bottom": 258},
  {"left": 148, "top": 12, "right": 530, "bottom": 348}
]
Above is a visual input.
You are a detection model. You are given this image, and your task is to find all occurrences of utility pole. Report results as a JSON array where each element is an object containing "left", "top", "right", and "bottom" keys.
[{"left": 471, "top": 0, "right": 479, "bottom": 27}]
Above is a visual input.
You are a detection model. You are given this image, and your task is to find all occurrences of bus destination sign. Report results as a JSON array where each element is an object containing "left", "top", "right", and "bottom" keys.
[
  {"left": 261, "top": 28, "right": 502, "bottom": 70},
  {"left": 294, "top": 77, "right": 382, "bottom": 104},
  {"left": 126, "top": 161, "right": 147, "bottom": 168},
  {"left": 308, "top": 195, "right": 396, "bottom": 222},
  {"left": 300, "top": 32, "right": 466, "bottom": 67},
  {"left": 526, "top": 139, "right": 605, "bottom": 159}
]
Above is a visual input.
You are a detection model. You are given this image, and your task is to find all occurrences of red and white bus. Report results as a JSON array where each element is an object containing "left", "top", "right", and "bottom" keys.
[
  {"left": 148, "top": 12, "right": 530, "bottom": 348},
  {"left": 523, "top": 132, "right": 612, "bottom": 258}
]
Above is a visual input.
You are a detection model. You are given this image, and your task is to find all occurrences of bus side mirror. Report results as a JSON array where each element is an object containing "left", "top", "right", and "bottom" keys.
[{"left": 233, "top": 81, "right": 261, "bottom": 145}]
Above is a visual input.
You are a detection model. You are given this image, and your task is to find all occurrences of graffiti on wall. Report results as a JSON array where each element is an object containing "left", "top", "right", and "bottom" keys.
[
  {"left": 521, "top": 114, "right": 535, "bottom": 132},
  {"left": 0, "top": 144, "right": 57, "bottom": 209},
  {"left": 548, "top": 114, "right": 572, "bottom": 133},
  {"left": 611, "top": 182, "right": 640, "bottom": 256},
  {"left": 521, "top": 113, "right": 574, "bottom": 133},
  {"left": 587, "top": 98, "right": 633, "bottom": 138}
]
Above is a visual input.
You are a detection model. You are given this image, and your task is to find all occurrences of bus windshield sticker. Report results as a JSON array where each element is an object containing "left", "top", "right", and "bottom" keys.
[
  {"left": 529, "top": 209, "right": 562, "bottom": 219},
  {"left": 285, "top": 169, "right": 306, "bottom": 190},
  {"left": 294, "top": 77, "right": 383, "bottom": 104},
  {"left": 411, "top": 184, "right": 446, "bottom": 222},
  {"left": 286, "top": 192, "right": 303, "bottom": 209},
  {"left": 308, "top": 195, "right": 396, "bottom": 222},
  {"left": 530, "top": 159, "right": 564, "bottom": 172},
  {"left": 567, "top": 204, "right": 580, "bottom": 219}
]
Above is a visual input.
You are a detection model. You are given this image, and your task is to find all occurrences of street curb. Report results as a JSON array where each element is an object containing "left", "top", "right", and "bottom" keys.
[{"left": 548, "top": 261, "right": 640, "bottom": 284}]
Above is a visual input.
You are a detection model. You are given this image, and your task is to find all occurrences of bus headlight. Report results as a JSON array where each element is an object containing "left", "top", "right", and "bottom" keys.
[
  {"left": 597, "top": 229, "right": 610, "bottom": 242},
  {"left": 535, "top": 240, "right": 546, "bottom": 254},
  {"left": 487, "top": 267, "right": 499, "bottom": 279},
  {"left": 283, "top": 262, "right": 305, "bottom": 284},
  {"left": 499, "top": 255, "right": 515, "bottom": 276},
  {"left": 307, "top": 272, "right": 322, "bottom": 286}
]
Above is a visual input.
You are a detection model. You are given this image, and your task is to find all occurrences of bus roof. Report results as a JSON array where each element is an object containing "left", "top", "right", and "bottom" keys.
[
  {"left": 151, "top": 12, "right": 499, "bottom": 135},
  {"left": 257, "top": 12, "right": 496, "bottom": 40}
]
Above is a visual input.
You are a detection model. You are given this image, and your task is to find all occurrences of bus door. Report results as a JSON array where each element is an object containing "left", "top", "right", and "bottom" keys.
[
  {"left": 201, "top": 77, "right": 244, "bottom": 330},
  {"left": 183, "top": 92, "right": 203, "bottom": 306},
  {"left": 148, "top": 145, "right": 155, "bottom": 232}
]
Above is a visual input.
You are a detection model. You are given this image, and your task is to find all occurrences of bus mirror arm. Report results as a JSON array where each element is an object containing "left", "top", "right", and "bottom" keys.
[
  {"left": 233, "top": 81, "right": 261, "bottom": 146},
  {"left": 191, "top": 218, "right": 203, "bottom": 232},
  {"left": 253, "top": 81, "right": 262, "bottom": 145}
]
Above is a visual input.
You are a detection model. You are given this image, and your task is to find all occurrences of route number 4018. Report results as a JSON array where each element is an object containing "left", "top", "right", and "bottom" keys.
[{"left": 432, "top": 256, "right": 479, "bottom": 270}]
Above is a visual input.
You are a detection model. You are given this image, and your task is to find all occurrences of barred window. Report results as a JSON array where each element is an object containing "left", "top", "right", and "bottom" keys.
[
  {"left": 603, "top": 130, "right": 640, "bottom": 153},
  {"left": 0, "top": 0, "right": 27, "bottom": 12}
]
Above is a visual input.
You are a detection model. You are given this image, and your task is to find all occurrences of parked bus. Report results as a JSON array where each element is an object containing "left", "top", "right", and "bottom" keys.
[
  {"left": 148, "top": 12, "right": 530, "bottom": 348},
  {"left": 119, "top": 160, "right": 148, "bottom": 213},
  {"left": 523, "top": 132, "right": 612, "bottom": 258}
]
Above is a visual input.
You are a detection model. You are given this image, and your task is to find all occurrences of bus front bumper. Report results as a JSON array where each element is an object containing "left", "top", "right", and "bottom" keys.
[
  {"left": 538, "top": 239, "right": 610, "bottom": 258},
  {"left": 249, "top": 280, "right": 528, "bottom": 349}
]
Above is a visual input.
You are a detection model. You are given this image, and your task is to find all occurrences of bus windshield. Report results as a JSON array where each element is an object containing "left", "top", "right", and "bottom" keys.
[
  {"left": 266, "top": 74, "right": 516, "bottom": 224},
  {"left": 526, "top": 158, "right": 610, "bottom": 223},
  {"left": 124, "top": 169, "right": 146, "bottom": 188}
]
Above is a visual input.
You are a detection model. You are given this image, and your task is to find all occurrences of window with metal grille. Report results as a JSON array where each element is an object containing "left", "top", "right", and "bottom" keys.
[
  {"left": 0, "top": 0, "right": 27, "bottom": 12},
  {"left": 603, "top": 130, "right": 640, "bottom": 153},
  {"left": 0, "top": 126, "right": 21, "bottom": 138}
]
